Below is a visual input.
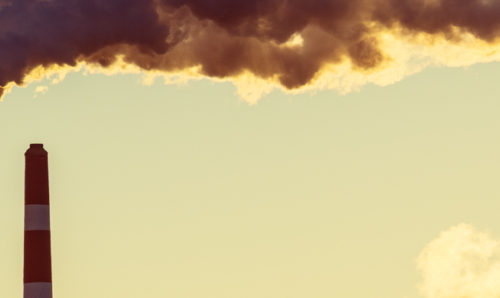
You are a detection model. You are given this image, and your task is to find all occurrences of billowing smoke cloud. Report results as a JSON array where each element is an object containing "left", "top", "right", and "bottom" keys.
[
  {"left": 2, "top": 0, "right": 500, "bottom": 102},
  {"left": 417, "top": 224, "right": 500, "bottom": 298}
]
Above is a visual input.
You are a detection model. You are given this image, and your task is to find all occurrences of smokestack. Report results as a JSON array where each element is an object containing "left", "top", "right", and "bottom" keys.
[{"left": 24, "top": 144, "right": 53, "bottom": 298}]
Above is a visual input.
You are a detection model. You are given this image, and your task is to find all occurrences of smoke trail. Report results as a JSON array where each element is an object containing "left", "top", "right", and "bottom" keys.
[{"left": 2, "top": 0, "right": 500, "bottom": 102}]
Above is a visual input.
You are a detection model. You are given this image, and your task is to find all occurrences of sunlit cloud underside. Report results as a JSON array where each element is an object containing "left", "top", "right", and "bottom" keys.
[
  {"left": 6, "top": 29, "right": 500, "bottom": 104},
  {"left": 3, "top": 0, "right": 500, "bottom": 103}
]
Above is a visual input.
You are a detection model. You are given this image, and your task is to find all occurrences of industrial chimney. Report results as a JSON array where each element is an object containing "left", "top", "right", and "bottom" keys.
[{"left": 24, "top": 144, "right": 53, "bottom": 298}]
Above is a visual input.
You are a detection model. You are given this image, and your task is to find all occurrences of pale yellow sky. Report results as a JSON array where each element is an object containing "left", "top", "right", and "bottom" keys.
[{"left": 1, "top": 62, "right": 500, "bottom": 298}]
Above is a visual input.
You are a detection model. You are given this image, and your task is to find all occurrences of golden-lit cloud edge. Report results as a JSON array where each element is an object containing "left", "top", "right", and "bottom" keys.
[
  {"left": 3, "top": 28, "right": 500, "bottom": 104},
  {"left": 4, "top": 1, "right": 500, "bottom": 103}
]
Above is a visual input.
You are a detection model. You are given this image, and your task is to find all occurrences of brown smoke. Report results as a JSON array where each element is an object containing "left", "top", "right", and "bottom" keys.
[{"left": 2, "top": 0, "right": 500, "bottom": 100}]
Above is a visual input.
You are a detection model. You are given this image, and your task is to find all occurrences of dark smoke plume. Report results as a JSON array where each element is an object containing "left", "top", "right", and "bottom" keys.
[{"left": 2, "top": 0, "right": 500, "bottom": 100}]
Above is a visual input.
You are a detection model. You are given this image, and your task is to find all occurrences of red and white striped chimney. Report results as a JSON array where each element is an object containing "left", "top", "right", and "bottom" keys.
[{"left": 24, "top": 144, "right": 53, "bottom": 298}]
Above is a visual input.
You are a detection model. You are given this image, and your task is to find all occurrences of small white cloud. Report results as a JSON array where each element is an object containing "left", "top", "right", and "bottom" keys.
[
  {"left": 33, "top": 85, "right": 48, "bottom": 97},
  {"left": 417, "top": 224, "right": 500, "bottom": 298}
]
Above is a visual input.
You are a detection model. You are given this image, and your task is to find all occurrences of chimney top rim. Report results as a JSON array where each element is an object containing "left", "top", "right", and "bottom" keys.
[{"left": 25, "top": 144, "right": 47, "bottom": 156}]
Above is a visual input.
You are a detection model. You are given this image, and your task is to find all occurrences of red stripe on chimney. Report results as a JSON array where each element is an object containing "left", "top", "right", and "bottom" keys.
[
  {"left": 23, "top": 231, "right": 52, "bottom": 283},
  {"left": 25, "top": 144, "right": 49, "bottom": 205}
]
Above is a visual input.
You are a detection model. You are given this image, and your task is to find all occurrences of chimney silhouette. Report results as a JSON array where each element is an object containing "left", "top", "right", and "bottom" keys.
[{"left": 24, "top": 144, "right": 53, "bottom": 298}]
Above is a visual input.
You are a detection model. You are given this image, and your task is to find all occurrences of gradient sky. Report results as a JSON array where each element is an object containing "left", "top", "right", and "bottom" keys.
[{"left": 2, "top": 61, "right": 500, "bottom": 298}]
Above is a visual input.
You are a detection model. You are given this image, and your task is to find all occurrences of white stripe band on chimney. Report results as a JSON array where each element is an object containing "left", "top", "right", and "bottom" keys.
[
  {"left": 24, "top": 282, "right": 52, "bottom": 298},
  {"left": 25, "top": 205, "right": 51, "bottom": 231}
]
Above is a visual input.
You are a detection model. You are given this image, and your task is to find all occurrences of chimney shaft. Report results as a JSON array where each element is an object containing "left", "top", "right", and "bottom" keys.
[{"left": 24, "top": 144, "right": 53, "bottom": 298}]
